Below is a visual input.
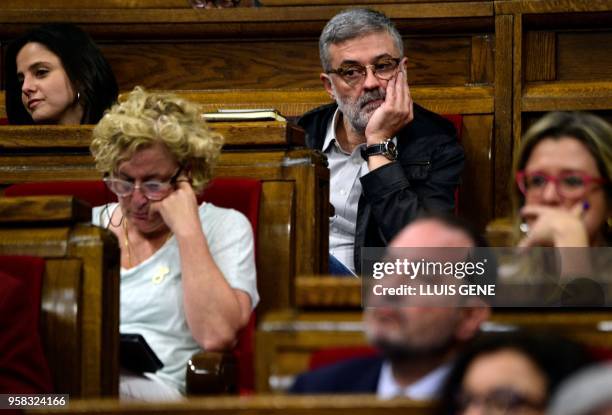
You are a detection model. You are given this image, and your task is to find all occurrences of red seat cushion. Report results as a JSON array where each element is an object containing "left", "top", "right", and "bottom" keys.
[
  {"left": 199, "top": 178, "right": 261, "bottom": 250},
  {"left": 442, "top": 114, "right": 463, "bottom": 142},
  {"left": 309, "top": 346, "right": 378, "bottom": 371},
  {"left": 441, "top": 114, "right": 463, "bottom": 214},
  {"left": 0, "top": 256, "right": 53, "bottom": 393}
]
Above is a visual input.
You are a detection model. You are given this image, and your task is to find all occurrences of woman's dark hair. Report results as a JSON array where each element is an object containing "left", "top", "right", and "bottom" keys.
[
  {"left": 438, "top": 330, "right": 593, "bottom": 415},
  {"left": 4, "top": 23, "right": 118, "bottom": 124}
]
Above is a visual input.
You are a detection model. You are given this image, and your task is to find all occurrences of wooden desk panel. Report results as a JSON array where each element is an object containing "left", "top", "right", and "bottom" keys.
[
  {"left": 23, "top": 395, "right": 435, "bottom": 415},
  {"left": 256, "top": 307, "right": 612, "bottom": 392}
]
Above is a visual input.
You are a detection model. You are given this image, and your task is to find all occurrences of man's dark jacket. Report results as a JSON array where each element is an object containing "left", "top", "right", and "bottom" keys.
[
  {"left": 298, "top": 103, "right": 465, "bottom": 272},
  {"left": 289, "top": 356, "right": 383, "bottom": 394}
]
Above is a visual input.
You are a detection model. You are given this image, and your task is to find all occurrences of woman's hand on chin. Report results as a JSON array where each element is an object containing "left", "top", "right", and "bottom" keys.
[
  {"left": 149, "top": 180, "right": 201, "bottom": 238},
  {"left": 518, "top": 202, "right": 590, "bottom": 248}
]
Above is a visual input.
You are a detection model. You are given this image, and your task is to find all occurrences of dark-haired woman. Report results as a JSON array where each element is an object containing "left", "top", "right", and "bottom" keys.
[
  {"left": 5, "top": 23, "right": 118, "bottom": 125},
  {"left": 438, "top": 331, "right": 592, "bottom": 415}
]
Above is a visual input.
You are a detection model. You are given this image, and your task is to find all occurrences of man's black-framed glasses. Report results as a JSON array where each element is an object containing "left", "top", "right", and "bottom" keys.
[
  {"left": 104, "top": 166, "right": 184, "bottom": 201},
  {"left": 326, "top": 57, "right": 401, "bottom": 87}
]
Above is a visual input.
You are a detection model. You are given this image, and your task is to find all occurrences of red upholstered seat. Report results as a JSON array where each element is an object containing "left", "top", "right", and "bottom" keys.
[
  {"left": 442, "top": 114, "right": 463, "bottom": 142},
  {"left": 0, "top": 256, "right": 53, "bottom": 394},
  {"left": 5, "top": 177, "right": 262, "bottom": 394},
  {"left": 309, "top": 346, "right": 378, "bottom": 371}
]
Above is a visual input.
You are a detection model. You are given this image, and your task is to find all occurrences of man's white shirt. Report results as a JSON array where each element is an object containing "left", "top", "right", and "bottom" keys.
[
  {"left": 376, "top": 361, "right": 451, "bottom": 400},
  {"left": 323, "top": 109, "right": 369, "bottom": 274}
]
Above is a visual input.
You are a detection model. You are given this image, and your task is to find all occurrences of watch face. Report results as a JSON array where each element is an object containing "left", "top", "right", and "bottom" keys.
[{"left": 385, "top": 140, "right": 398, "bottom": 160}]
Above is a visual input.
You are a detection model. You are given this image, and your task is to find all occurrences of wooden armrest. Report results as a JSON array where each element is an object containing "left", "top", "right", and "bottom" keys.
[
  {"left": 485, "top": 217, "right": 514, "bottom": 247},
  {"left": 185, "top": 351, "right": 237, "bottom": 396}
]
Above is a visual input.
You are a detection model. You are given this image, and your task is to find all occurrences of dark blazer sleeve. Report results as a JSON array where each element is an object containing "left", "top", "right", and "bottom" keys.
[
  {"left": 288, "top": 356, "right": 383, "bottom": 394},
  {"left": 359, "top": 129, "right": 464, "bottom": 244}
]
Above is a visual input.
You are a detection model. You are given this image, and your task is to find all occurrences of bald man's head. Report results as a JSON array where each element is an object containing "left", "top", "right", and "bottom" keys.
[
  {"left": 390, "top": 217, "right": 476, "bottom": 249},
  {"left": 364, "top": 214, "right": 491, "bottom": 364}
]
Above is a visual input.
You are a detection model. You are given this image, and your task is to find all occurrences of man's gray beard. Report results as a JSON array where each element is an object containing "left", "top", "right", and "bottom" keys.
[{"left": 333, "top": 86, "right": 386, "bottom": 134}]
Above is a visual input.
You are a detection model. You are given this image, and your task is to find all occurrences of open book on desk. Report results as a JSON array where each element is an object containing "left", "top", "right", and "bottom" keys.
[{"left": 203, "top": 108, "right": 286, "bottom": 122}]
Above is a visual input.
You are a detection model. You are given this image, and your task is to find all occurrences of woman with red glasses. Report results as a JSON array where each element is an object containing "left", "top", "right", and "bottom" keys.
[{"left": 512, "top": 112, "right": 612, "bottom": 248}]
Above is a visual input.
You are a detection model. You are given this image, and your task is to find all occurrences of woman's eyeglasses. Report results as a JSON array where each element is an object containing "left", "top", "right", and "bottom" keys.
[
  {"left": 456, "top": 388, "right": 545, "bottom": 415},
  {"left": 326, "top": 57, "right": 401, "bottom": 87},
  {"left": 104, "top": 166, "right": 184, "bottom": 201},
  {"left": 516, "top": 170, "right": 605, "bottom": 199}
]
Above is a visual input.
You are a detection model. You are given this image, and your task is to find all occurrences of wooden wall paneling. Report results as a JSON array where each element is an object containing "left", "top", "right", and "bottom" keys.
[
  {"left": 0, "top": 41, "right": 4, "bottom": 90},
  {"left": 470, "top": 34, "right": 494, "bottom": 85},
  {"left": 98, "top": 36, "right": 476, "bottom": 91},
  {"left": 261, "top": 0, "right": 480, "bottom": 5},
  {"left": 100, "top": 41, "right": 323, "bottom": 91},
  {"left": 522, "top": 81, "right": 612, "bottom": 112},
  {"left": 493, "top": 14, "right": 514, "bottom": 219},
  {"left": 0, "top": 5, "right": 492, "bottom": 36},
  {"left": 255, "top": 181, "right": 296, "bottom": 316},
  {"left": 40, "top": 258, "right": 83, "bottom": 395},
  {"left": 556, "top": 32, "right": 612, "bottom": 81},
  {"left": 458, "top": 114, "right": 494, "bottom": 232},
  {"left": 523, "top": 31, "right": 556, "bottom": 82},
  {"left": 403, "top": 37, "right": 473, "bottom": 86},
  {"left": 1, "top": 0, "right": 194, "bottom": 8},
  {"left": 495, "top": 0, "right": 612, "bottom": 15},
  {"left": 0, "top": 5, "right": 493, "bottom": 94},
  {"left": 512, "top": 13, "right": 523, "bottom": 174}
]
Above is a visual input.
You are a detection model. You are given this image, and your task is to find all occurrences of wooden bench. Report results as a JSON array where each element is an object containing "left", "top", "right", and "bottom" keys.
[
  {"left": 0, "top": 82, "right": 496, "bottom": 232},
  {"left": 254, "top": 276, "right": 612, "bottom": 392},
  {"left": 0, "top": 122, "right": 329, "bottom": 315},
  {"left": 0, "top": 0, "right": 500, "bottom": 226},
  {"left": 0, "top": 196, "right": 120, "bottom": 397},
  {"left": 22, "top": 395, "right": 436, "bottom": 415}
]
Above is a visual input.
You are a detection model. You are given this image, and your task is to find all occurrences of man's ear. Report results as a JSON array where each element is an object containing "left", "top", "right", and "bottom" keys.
[
  {"left": 321, "top": 73, "right": 335, "bottom": 100},
  {"left": 455, "top": 299, "right": 491, "bottom": 341}
]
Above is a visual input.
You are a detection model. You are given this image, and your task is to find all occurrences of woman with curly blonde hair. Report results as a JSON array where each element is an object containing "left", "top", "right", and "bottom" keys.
[{"left": 90, "top": 87, "right": 258, "bottom": 400}]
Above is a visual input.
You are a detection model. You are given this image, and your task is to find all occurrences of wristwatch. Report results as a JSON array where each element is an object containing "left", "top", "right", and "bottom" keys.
[{"left": 364, "top": 138, "right": 398, "bottom": 161}]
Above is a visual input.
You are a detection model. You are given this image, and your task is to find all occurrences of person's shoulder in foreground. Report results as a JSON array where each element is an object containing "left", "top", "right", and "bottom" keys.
[{"left": 289, "top": 355, "right": 383, "bottom": 394}]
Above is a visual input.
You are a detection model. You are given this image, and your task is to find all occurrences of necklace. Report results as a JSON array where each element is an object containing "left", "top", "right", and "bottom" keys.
[{"left": 122, "top": 217, "right": 173, "bottom": 268}]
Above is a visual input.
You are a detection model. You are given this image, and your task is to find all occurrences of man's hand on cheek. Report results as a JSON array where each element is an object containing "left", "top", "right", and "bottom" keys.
[{"left": 365, "top": 63, "right": 413, "bottom": 146}]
